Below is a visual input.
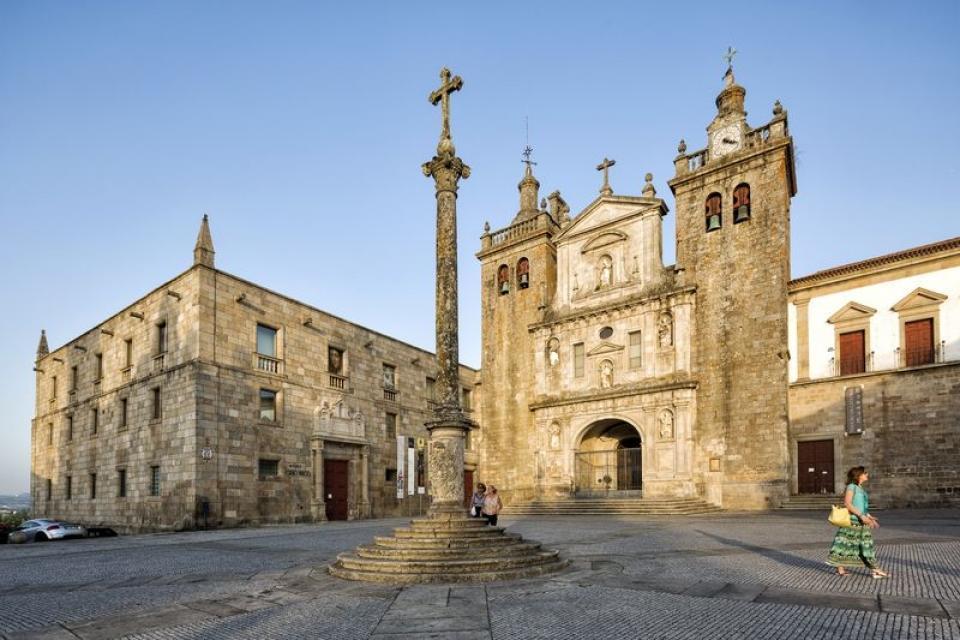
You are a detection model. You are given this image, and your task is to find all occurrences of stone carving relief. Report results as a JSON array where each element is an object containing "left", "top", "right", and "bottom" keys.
[
  {"left": 599, "top": 360, "right": 614, "bottom": 388},
  {"left": 548, "top": 422, "right": 561, "bottom": 450},
  {"left": 658, "top": 409, "right": 674, "bottom": 440},
  {"left": 316, "top": 398, "right": 366, "bottom": 441},
  {"left": 428, "top": 438, "right": 464, "bottom": 502},
  {"left": 658, "top": 312, "right": 673, "bottom": 348},
  {"left": 547, "top": 338, "right": 560, "bottom": 367},
  {"left": 595, "top": 255, "right": 613, "bottom": 290}
]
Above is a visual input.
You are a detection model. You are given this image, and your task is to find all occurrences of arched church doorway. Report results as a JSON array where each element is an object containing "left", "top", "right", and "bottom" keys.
[{"left": 575, "top": 419, "right": 642, "bottom": 494}]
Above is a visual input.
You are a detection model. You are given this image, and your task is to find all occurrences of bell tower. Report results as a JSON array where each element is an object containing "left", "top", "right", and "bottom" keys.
[
  {"left": 476, "top": 157, "right": 561, "bottom": 502},
  {"left": 668, "top": 63, "right": 797, "bottom": 509}
]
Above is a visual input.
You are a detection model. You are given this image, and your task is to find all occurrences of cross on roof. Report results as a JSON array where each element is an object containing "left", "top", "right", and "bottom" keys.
[
  {"left": 521, "top": 145, "right": 537, "bottom": 168},
  {"left": 596, "top": 157, "right": 616, "bottom": 196},
  {"left": 723, "top": 46, "right": 737, "bottom": 69},
  {"left": 429, "top": 67, "right": 463, "bottom": 143}
]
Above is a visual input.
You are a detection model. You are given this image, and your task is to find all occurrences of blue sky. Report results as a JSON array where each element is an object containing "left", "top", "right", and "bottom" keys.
[{"left": 1, "top": 1, "right": 957, "bottom": 494}]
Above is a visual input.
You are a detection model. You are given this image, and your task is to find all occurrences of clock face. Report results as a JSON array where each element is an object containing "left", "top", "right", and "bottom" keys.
[{"left": 711, "top": 125, "right": 742, "bottom": 157}]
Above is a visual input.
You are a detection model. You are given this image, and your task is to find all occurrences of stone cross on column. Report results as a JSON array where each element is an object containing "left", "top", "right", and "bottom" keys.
[
  {"left": 597, "top": 157, "right": 616, "bottom": 196},
  {"left": 422, "top": 67, "right": 474, "bottom": 518}
]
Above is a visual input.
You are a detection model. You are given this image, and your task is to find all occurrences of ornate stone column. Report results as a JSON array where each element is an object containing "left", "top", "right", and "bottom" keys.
[
  {"left": 422, "top": 67, "right": 475, "bottom": 518},
  {"left": 359, "top": 445, "right": 370, "bottom": 518},
  {"left": 310, "top": 436, "right": 326, "bottom": 521}
]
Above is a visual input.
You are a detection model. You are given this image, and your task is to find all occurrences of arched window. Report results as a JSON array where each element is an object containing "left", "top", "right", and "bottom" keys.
[
  {"left": 517, "top": 257, "right": 530, "bottom": 289},
  {"left": 733, "top": 183, "right": 751, "bottom": 223},
  {"left": 497, "top": 265, "right": 510, "bottom": 295},
  {"left": 705, "top": 193, "right": 722, "bottom": 232}
]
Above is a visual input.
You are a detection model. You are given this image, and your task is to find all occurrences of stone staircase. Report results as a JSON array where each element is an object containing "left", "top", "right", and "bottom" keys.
[
  {"left": 777, "top": 494, "right": 839, "bottom": 510},
  {"left": 501, "top": 496, "right": 722, "bottom": 516},
  {"left": 329, "top": 515, "right": 568, "bottom": 583}
]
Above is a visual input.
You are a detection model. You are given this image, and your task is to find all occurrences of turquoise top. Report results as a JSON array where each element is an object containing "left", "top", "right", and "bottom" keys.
[{"left": 847, "top": 483, "right": 869, "bottom": 522}]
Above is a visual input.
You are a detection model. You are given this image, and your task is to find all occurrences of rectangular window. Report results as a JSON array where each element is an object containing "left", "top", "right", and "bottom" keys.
[
  {"left": 46, "top": 478, "right": 52, "bottom": 501},
  {"left": 838, "top": 330, "right": 866, "bottom": 376},
  {"left": 256, "top": 324, "right": 277, "bottom": 357},
  {"left": 461, "top": 387, "right": 472, "bottom": 411},
  {"left": 328, "top": 346, "right": 344, "bottom": 374},
  {"left": 95, "top": 353, "right": 103, "bottom": 381},
  {"left": 382, "top": 363, "right": 396, "bottom": 389},
  {"left": 89, "top": 473, "right": 97, "bottom": 499},
  {"left": 65, "top": 475, "right": 72, "bottom": 500},
  {"left": 119, "top": 398, "right": 128, "bottom": 429},
  {"left": 465, "top": 428, "right": 472, "bottom": 451},
  {"left": 156, "top": 321, "right": 168, "bottom": 354},
  {"left": 67, "top": 415, "right": 74, "bottom": 442},
  {"left": 258, "top": 459, "right": 279, "bottom": 479},
  {"left": 629, "top": 331, "right": 642, "bottom": 369},
  {"left": 152, "top": 387, "right": 162, "bottom": 420},
  {"left": 124, "top": 338, "right": 133, "bottom": 368},
  {"left": 385, "top": 412, "right": 397, "bottom": 440},
  {"left": 385, "top": 468, "right": 397, "bottom": 483},
  {"left": 117, "top": 469, "right": 127, "bottom": 498},
  {"left": 149, "top": 466, "right": 160, "bottom": 497},
  {"left": 91, "top": 408, "right": 99, "bottom": 435},
  {"left": 259, "top": 388, "right": 277, "bottom": 422},
  {"left": 904, "top": 318, "right": 934, "bottom": 367},
  {"left": 426, "top": 377, "right": 436, "bottom": 402},
  {"left": 573, "top": 343, "right": 585, "bottom": 378},
  {"left": 51, "top": 376, "right": 57, "bottom": 399},
  {"left": 71, "top": 366, "right": 79, "bottom": 391},
  {"left": 47, "top": 423, "right": 54, "bottom": 446}
]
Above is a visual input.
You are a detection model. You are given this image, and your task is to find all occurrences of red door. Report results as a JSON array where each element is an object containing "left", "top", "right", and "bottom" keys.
[
  {"left": 463, "top": 470, "right": 474, "bottom": 508},
  {"left": 839, "top": 331, "right": 865, "bottom": 375},
  {"left": 904, "top": 318, "right": 934, "bottom": 366},
  {"left": 797, "top": 440, "right": 835, "bottom": 495},
  {"left": 324, "top": 459, "right": 349, "bottom": 521}
]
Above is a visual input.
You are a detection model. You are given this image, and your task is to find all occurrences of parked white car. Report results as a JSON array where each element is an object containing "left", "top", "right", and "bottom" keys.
[{"left": 8, "top": 519, "right": 87, "bottom": 543}]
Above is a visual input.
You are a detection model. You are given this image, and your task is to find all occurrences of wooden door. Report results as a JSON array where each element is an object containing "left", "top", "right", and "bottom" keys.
[
  {"left": 324, "top": 459, "right": 349, "bottom": 521},
  {"left": 463, "top": 470, "right": 473, "bottom": 508},
  {"left": 797, "top": 440, "right": 835, "bottom": 495},
  {"left": 904, "top": 318, "right": 934, "bottom": 366},
  {"left": 839, "top": 330, "right": 865, "bottom": 375}
]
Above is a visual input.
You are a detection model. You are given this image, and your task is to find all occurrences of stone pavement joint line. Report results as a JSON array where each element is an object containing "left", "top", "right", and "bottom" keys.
[{"left": 372, "top": 585, "right": 492, "bottom": 639}]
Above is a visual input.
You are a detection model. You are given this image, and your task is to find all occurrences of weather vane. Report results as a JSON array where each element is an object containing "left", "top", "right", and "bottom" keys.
[
  {"left": 723, "top": 45, "right": 737, "bottom": 70},
  {"left": 521, "top": 116, "right": 537, "bottom": 168}
]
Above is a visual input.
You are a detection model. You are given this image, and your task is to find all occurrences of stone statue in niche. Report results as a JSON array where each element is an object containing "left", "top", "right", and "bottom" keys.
[
  {"left": 658, "top": 312, "right": 673, "bottom": 348},
  {"left": 547, "top": 338, "right": 560, "bottom": 367},
  {"left": 659, "top": 409, "right": 674, "bottom": 440},
  {"left": 599, "top": 360, "right": 613, "bottom": 388},
  {"left": 548, "top": 423, "right": 561, "bottom": 450},
  {"left": 596, "top": 255, "right": 613, "bottom": 290}
]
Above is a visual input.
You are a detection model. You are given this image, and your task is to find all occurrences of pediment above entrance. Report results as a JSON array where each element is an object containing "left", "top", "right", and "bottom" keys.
[
  {"left": 891, "top": 287, "right": 947, "bottom": 312},
  {"left": 827, "top": 301, "right": 877, "bottom": 324},
  {"left": 581, "top": 230, "right": 627, "bottom": 254}
]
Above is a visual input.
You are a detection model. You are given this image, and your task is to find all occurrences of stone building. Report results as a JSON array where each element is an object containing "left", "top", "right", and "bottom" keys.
[
  {"left": 788, "top": 237, "right": 960, "bottom": 506},
  {"left": 477, "top": 66, "right": 959, "bottom": 510},
  {"left": 31, "top": 217, "right": 480, "bottom": 531}
]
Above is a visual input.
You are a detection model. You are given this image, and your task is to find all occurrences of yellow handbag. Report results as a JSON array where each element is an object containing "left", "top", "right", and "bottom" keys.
[{"left": 829, "top": 505, "right": 851, "bottom": 528}]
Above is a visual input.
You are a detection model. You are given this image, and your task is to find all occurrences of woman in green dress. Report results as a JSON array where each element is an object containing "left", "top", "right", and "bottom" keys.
[{"left": 827, "top": 466, "right": 889, "bottom": 578}]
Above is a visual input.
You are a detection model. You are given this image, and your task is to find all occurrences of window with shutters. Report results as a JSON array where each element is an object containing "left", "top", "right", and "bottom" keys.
[
  {"left": 838, "top": 330, "right": 866, "bottom": 376},
  {"left": 733, "top": 183, "right": 751, "bottom": 223},
  {"left": 705, "top": 193, "right": 722, "bottom": 232},
  {"left": 629, "top": 331, "right": 642, "bottom": 369},
  {"left": 573, "top": 343, "right": 585, "bottom": 378},
  {"left": 904, "top": 318, "right": 934, "bottom": 367}
]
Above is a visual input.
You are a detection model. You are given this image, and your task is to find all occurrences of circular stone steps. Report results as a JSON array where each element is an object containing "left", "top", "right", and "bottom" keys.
[{"left": 329, "top": 515, "right": 567, "bottom": 584}]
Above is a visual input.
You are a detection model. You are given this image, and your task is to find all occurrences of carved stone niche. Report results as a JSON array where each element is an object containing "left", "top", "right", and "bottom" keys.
[{"left": 316, "top": 398, "right": 366, "bottom": 441}]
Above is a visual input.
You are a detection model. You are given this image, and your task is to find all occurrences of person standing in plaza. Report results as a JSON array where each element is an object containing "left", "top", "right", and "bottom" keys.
[
  {"left": 470, "top": 482, "right": 486, "bottom": 517},
  {"left": 827, "top": 466, "right": 889, "bottom": 578},
  {"left": 482, "top": 486, "right": 503, "bottom": 526}
]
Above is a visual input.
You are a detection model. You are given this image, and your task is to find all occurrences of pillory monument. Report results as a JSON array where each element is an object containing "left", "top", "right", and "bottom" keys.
[{"left": 329, "top": 68, "right": 566, "bottom": 583}]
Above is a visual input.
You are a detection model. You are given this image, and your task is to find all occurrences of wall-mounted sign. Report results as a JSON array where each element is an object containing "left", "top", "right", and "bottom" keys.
[
  {"left": 844, "top": 387, "right": 864, "bottom": 435},
  {"left": 200, "top": 447, "right": 214, "bottom": 461}
]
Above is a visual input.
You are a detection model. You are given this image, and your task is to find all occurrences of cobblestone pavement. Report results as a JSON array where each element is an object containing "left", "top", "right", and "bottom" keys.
[{"left": 2, "top": 510, "right": 958, "bottom": 639}]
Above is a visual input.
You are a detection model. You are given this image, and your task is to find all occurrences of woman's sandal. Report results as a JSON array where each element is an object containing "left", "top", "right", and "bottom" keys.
[{"left": 871, "top": 571, "right": 889, "bottom": 579}]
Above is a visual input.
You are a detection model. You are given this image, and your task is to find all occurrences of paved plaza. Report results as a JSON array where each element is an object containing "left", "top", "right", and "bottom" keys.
[{"left": 1, "top": 510, "right": 959, "bottom": 639}]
